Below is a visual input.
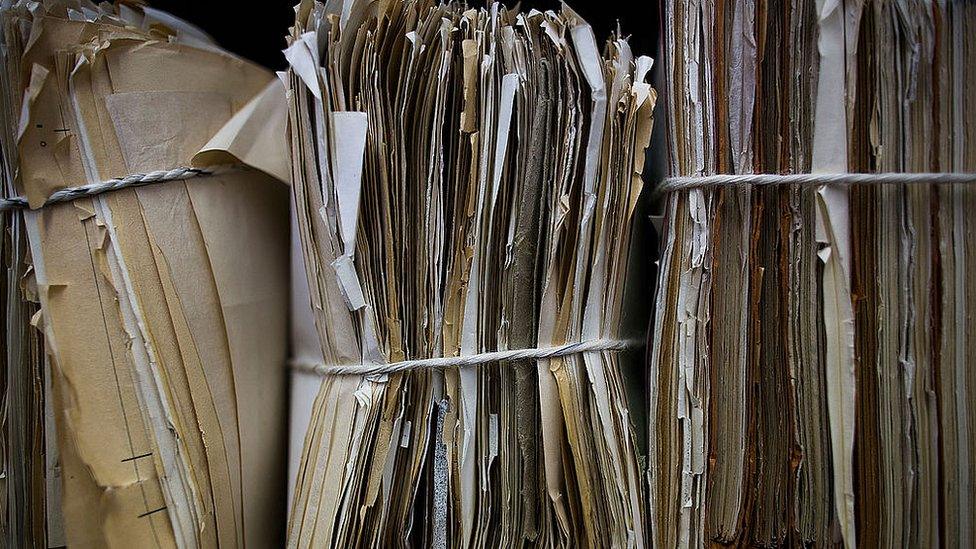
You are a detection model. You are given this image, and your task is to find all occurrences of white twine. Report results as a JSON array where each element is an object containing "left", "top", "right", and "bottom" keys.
[
  {"left": 0, "top": 166, "right": 238, "bottom": 211},
  {"left": 292, "top": 338, "right": 641, "bottom": 376},
  {"left": 660, "top": 171, "right": 976, "bottom": 193}
]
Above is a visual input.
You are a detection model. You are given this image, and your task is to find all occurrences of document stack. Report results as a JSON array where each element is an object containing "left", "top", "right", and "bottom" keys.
[
  {"left": 1, "top": 1, "right": 290, "bottom": 546},
  {"left": 650, "top": 0, "right": 975, "bottom": 547},
  {"left": 284, "top": 0, "right": 656, "bottom": 545},
  {"left": 4, "top": 0, "right": 967, "bottom": 547}
]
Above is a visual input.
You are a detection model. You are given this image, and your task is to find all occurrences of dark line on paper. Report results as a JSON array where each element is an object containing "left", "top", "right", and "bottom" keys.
[{"left": 138, "top": 506, "right": 168, "bottom": 519}]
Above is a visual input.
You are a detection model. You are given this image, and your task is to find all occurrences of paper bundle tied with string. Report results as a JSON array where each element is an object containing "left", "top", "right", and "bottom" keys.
[
  {"left": 1, "top": 2, "right": 290, "bottom": 546},
  {"left": 650, "top": 1, "right": 975, "bottom": 547},
  {"left": 283, "top": 0, "right": 656, "bottom": 545}
]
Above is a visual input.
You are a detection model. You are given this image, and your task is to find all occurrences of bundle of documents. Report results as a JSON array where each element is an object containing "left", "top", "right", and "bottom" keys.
[
  {"left": 0, "top": 1, "right": 290, "bottom": 546},
  {"left": 284, "top": 0, "right": 655, "bottom": 545},
  {"left": 651, "top": 0, "right": 974, "bottom": 547}
]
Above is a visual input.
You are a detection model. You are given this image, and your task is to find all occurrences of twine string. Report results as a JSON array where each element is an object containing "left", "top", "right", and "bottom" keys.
[
  {"left": 292, "top": 338, "right": 642, "bottom": 377},
  {"left": 0, "top": 166, "right": 237, "bottom": 211},
  {"left": 659, "top": 171, "right": 976, "bottom": 193}
]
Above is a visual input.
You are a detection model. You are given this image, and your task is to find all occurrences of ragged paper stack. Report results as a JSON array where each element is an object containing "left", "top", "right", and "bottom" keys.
[
  {"left": 284, "top": 0, "right": 655, "bottom": 545},
  {"left": 651, "top": 0, "right": 975, "bottom": 547},
  {"left": 0, "top": 1, "right": 290, "bottom": 546}
]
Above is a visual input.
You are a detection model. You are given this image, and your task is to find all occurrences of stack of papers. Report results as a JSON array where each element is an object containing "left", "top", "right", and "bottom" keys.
[
  {"left": 650, "top": 0, "right": 974, "bottom": 547},
  {"left": 284, "top": 0, "right": 656, "bottom": 545},
  {"left": 0, "top": 1, "right": 290, "bottom": 546}
]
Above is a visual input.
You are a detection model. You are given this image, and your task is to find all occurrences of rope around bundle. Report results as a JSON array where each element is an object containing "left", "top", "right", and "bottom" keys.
[
  {"left": 0, "top": 166, "right": 237, "bottom": 211},
  {"left": 291, "top": 338, "right": 642, "bottom": 376},
  {"left": 659, "top": 171, "right": 976, "bottom": 193}
]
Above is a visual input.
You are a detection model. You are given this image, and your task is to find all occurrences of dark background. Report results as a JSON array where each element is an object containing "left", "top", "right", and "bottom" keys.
[{"left": 151, "top": 0, "right": 659, "bottom": 71}]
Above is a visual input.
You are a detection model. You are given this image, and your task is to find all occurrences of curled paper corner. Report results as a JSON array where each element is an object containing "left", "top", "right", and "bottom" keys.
[
  {"left": 192, "top": 78, "right": 291, "bottom": 184},
  {"left": 30, "top": 308, "right": 44, "bottom": 330},
  {"left": 283, "top": 31, "right": 322, "bottom": 100},
  {"left": 635, "top": 56, "right": 654, "bottom": 83},
  {"left": 17, "top": 63, "right": 49, "bottom": 141}
]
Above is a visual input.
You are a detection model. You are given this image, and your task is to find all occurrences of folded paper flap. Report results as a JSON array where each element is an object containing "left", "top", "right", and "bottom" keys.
[{"left": 193, "top": 79, "right": 291, "bottom": 184}]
